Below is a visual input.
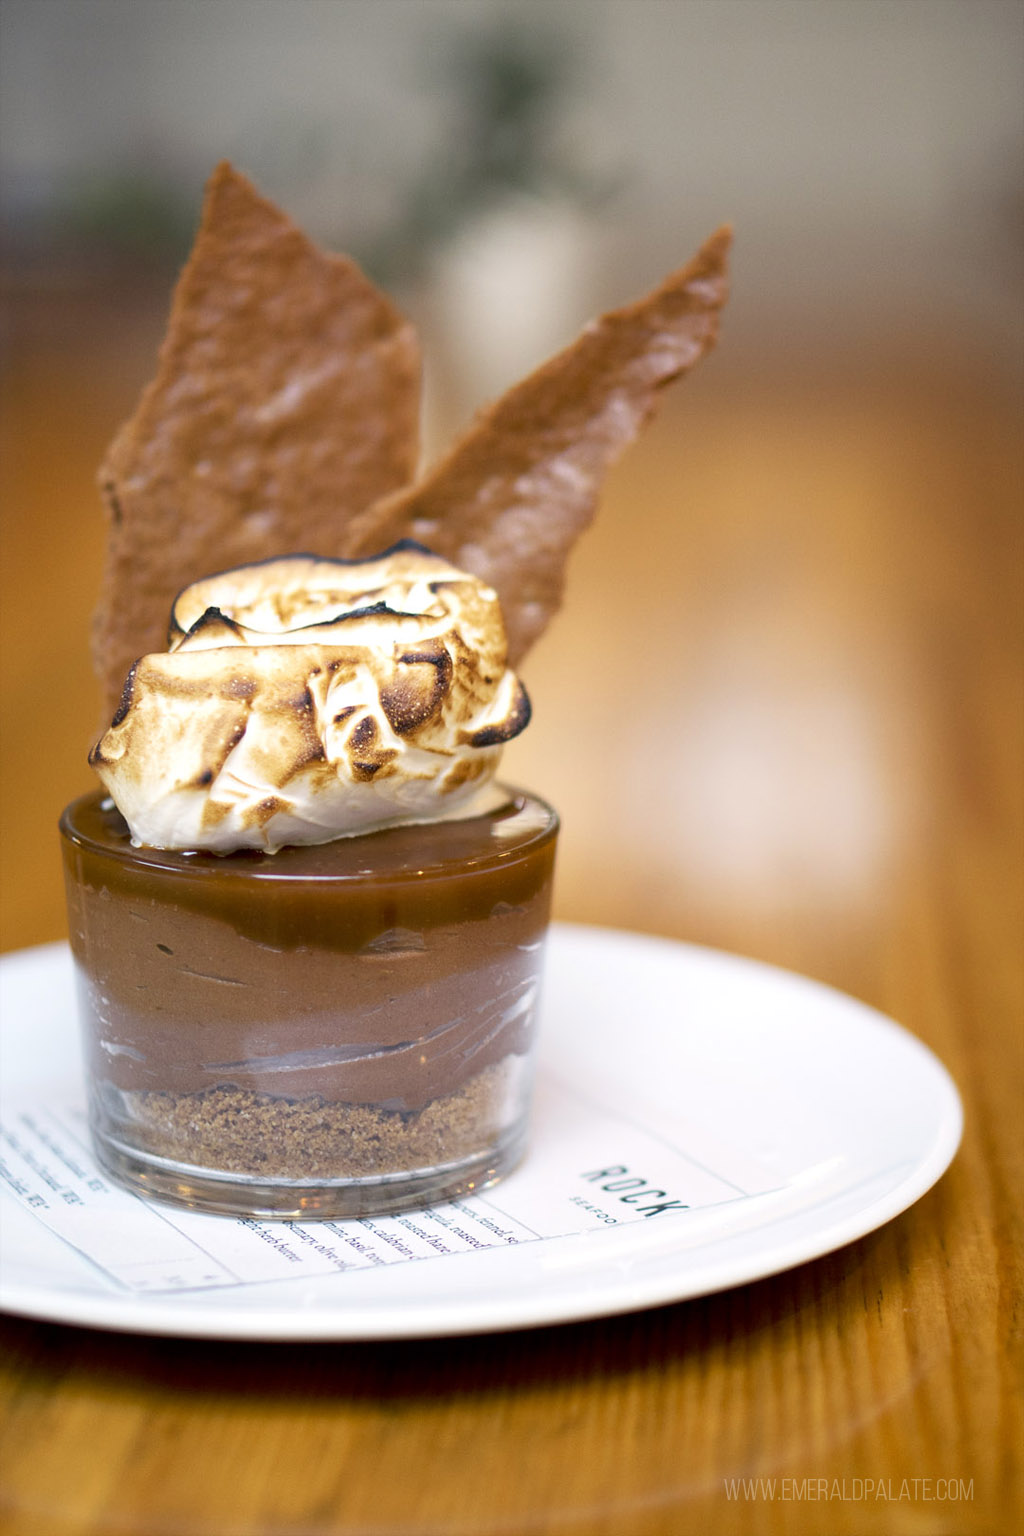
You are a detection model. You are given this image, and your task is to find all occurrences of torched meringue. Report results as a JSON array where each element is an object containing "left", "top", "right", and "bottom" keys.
[{"left": 90, "top": 543, "right": 531, "bottom": 852}]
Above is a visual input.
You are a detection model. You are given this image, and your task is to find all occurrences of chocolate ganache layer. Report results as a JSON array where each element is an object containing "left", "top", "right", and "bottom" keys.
[{"left": 61, "top": 789, "right": 558, "bottom": 1113}]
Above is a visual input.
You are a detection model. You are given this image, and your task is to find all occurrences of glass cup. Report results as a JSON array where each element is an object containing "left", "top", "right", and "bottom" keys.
[{"left": 60, "top": 787, "right": 558, "bottom": 1219}]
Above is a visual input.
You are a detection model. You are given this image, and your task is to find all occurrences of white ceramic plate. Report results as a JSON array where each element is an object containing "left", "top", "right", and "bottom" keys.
[{"left": 0, "top": 926, "right": 961, "bottom": 1340}]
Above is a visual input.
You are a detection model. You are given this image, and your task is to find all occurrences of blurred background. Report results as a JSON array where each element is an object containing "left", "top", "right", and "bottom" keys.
[
  {"left": 3, "top": 0, "right": 1022, "bottom": 382},
  {"left": 1, "top": 0, "right": 1021, "bottom": 990}
]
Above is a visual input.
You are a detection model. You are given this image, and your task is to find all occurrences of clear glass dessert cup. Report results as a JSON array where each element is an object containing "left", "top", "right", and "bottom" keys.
[{"left": 59, "top": 787, "right": 558, "bottom": 1220}]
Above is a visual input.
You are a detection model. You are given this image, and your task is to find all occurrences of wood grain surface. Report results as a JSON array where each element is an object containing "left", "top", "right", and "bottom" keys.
[{"left": 0, "top": 296, "right": 1021, "bottom": 1535}]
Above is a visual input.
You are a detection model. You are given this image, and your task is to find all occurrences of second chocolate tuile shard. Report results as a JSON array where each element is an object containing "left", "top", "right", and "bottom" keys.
[{"left": 346, "top": 225, "right": 732, "bottom": 666}]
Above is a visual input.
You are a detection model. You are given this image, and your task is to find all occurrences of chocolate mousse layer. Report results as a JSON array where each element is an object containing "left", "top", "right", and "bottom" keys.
[{"left": 61, "top": 789, "right": 557, "bottom": 1114}]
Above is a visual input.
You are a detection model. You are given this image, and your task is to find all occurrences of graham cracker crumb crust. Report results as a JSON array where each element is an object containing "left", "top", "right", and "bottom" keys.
[{"left": 116, "top": 1059, "right": 521, "bottom": 1180}]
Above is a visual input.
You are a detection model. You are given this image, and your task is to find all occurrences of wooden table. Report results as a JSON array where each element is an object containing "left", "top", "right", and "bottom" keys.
[{"left": 1, "top": 294, "right": 1021, "bottom": 1534}]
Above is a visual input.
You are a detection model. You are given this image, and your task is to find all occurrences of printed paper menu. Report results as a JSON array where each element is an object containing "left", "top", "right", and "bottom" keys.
[{"left": 0, "top": 1074, "right": 777, "bottom": 1295}]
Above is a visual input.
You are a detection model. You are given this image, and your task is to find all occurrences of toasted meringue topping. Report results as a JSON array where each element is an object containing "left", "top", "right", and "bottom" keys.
[{"left": 90, "top": 543, "right": 531, "bottom": 852}]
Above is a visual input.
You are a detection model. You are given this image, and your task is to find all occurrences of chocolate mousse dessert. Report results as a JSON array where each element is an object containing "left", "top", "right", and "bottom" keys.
[
  {"left": 63, "top": 163, "right": 729, "bottom": 1218},
  {"left": 61, "top": 785, "right": 557, "bottom": 1207}
]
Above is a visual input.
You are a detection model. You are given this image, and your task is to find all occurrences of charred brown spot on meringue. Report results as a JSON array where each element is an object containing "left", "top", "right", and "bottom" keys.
[
  {"left": 176, "top": 607, "right": 247, "bottom": 650},
  {"left": 277, "top": 686, "right": 327, "bottom": 776},
  {"left": 225, "top": 719, "right": 248, "bottom": 752},
  {"left": 440, "top": 755, "right": 492, "bottom": 795},
  {"left": 346, "top": 714, "right": 398, "bottom": 782},
  {"left": 109, "top": 661, "right": 139, "bottom": 731},
  {"left": 379, "top": 640, "right": 454, "bottom": 736},
  {"left": 285, "top": 734, "right": 328, "bottom": 774},
  {"left": 462, "top": 679, "right": 532, "bottom": 747},
  {"left": 348, "top": 715, "right": 379, "bottom": 753},
  {"left": 250, "top": 796, "right": 288, "bottom": 828},
  {"left": 200, "top": 799, "right": 233, "bottom": 831},
  {"left": 351, "top": 756, "right": 396, "bottom": 783}
]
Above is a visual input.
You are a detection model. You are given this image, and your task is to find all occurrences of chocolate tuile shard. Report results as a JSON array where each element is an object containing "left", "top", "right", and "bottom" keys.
[
  {"left": 344, "top": 224, "right": 732, "bottom": 666},
  {"left": 92, "top": 162, "right": 422, "bottom": 720}
]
